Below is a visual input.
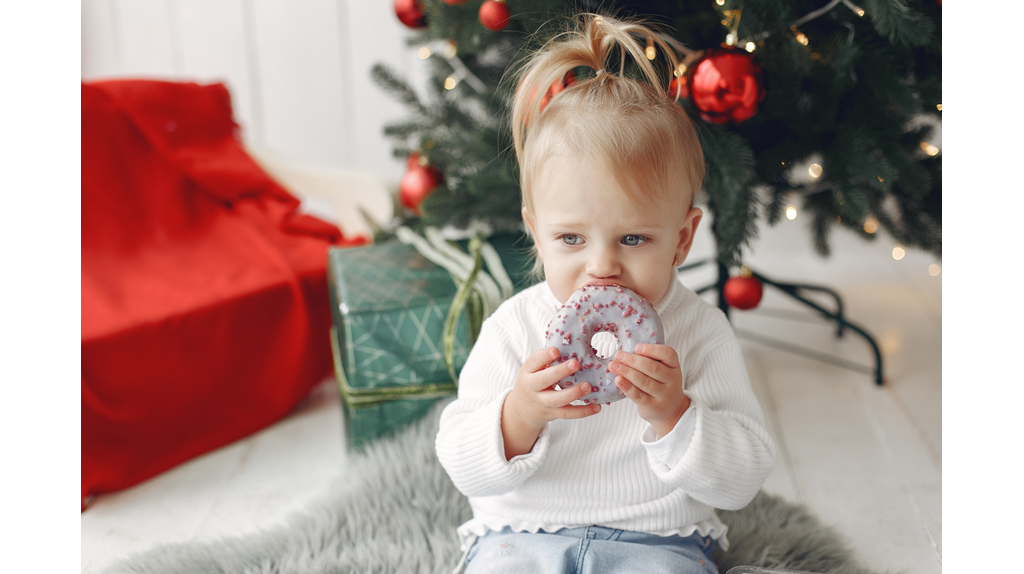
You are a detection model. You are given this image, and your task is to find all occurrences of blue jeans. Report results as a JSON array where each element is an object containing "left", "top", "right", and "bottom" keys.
[{"left": 463, "top": 526, "right": 718, "bottom": 574}]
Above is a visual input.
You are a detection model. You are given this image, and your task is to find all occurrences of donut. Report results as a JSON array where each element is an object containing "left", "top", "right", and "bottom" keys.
[{"left": 544, "top": 284, "right": 664, "bottom": 405}]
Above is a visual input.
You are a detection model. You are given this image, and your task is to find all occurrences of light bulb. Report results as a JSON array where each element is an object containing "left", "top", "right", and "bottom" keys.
[
  {"left": 808, "top": 163, "right": 823, "bottom": 178},
  {"left": 785, "top": 205, "right": 798, "bottom": 220},
  {"left": 863, "top": 216, "right": 879, "bottom": 234},
  {"left": 645, "top": 45, "right": 657, "bottom": 60},
  {"left": 417, "top": 47, "right": 431, "bottom": 59},
  {"left": 892, "top": 246, "right": 906, "bottom": 261},
  {"left": 716, "top": 0, "right": 725, "bottom": 5},
  {"left": 745, "top": 41, "right": 756, "bottom": 52},
  {"left": 444, "top": 77, "right": 458, "bottom": 90},
  {"left": 920, "top": 142, "right": 939, "bottom": 156},
  {"left": 796, "top": 32, "right": 809, "bottom": 46},
  {"left": 929, "top": 264, "right": 941, "bottom": 276},
  {"left": 443, "top": 42, "right": 457, "bottom": 59},
  {"left": 937, "top": 104, "right": 942, "bottom": 111}
]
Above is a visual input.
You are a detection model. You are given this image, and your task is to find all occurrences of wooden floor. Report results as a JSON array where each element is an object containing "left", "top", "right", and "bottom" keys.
[{"left": 81, "top": 217, "right": 942, "bottom": 574}]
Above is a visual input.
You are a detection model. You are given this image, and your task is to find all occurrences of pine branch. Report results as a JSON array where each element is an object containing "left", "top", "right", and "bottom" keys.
[
  {"left": 862, "top": 0, "right": 934, "bottom": 46},
  {"left": 371, "top": 63, "right": 430, "bottom": 118},
  {"left": 807, "top": 191, "right": 835, "bottom": 258},
  {"left": 699, "top": 126, "right": 760, "bottom": 266},
  {"left": 764, "top": 186, "right": 788, "bottom": 226}
]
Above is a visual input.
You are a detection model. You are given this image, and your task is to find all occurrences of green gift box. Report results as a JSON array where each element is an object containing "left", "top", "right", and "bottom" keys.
[{"left": 327, "top": 231, "right": 532, "bottom": 447}]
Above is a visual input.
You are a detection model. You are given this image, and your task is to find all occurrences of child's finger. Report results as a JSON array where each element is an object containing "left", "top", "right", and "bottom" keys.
[
  {"left": 610, "top": 353, "right": 662, "bottom": 394},
  {"left": 611, "top": 359, "right": 657, "bottom": 396},
  {"left": 633, "top": 344, "right": 680, "bottom": 369},
  {"left": 550, "top": 402, "right": 602, "bottom": 420},
  {"left": 530, "top": 358, "right": 580, "bottom": 392},
  {"left": 542, "top": 381, "right": 592, "bottom": 408},
  {"left": 614, "top": 376, "right": 650, "bottom": 403},
  {"left": 521, "top": 346, "right": 561, "bottom": 374}
]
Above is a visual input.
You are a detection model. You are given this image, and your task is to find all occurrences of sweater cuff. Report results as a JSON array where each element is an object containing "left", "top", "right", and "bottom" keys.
[{"left": 641, "top": 402, "right": 697, "bottom": 468}]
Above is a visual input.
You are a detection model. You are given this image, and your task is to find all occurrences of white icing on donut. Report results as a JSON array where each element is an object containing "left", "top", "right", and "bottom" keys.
[{"left": 544, "top": 284, "right": 664, "bottom": 405}]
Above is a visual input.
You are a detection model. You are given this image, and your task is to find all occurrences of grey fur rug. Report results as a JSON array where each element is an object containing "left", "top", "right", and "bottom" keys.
[{"left": 105, "top": 401, "right": 881, "bottom": 574}]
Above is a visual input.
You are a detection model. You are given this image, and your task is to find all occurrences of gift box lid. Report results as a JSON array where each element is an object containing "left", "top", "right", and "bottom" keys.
[
  {"left": 327, "top": 232, "right": 534, "bottom": 394},
  {"left": 329, "top": 234, "right": 533, "bottom": 313}
]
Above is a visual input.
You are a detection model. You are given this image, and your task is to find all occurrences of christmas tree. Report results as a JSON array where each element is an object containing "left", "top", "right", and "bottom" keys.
[{"left": 374, "top": 0, "right": 941, "bottom": 267}]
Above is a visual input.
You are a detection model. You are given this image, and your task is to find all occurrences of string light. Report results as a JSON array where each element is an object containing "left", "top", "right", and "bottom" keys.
[
  {"left": 645, "top": 38, "right": 657, "bottom": 60},
  {"left": 863, "top": 216, "right": 879, "bottom": 234},
  {"left": 937, "top": 104, "right": 942, "bottom": 111},
  {"left": 786, "top": 205, "right": 798, "bottom": 220},
  {"left": 808, "top": 163, "right": 823, "bottom": 178},
  {"left": 790, "top": 26, "right": 809, "bottom": 46},
  {"left": 443, "top": 42, "right": 457, "bottom": 59},
  {"left": 929, "top": 264, "right": 941, "bottom": 276},
  {"left": 716, "top": 0, "right": 725, "bottom": 5},
  {"left": 417, "top": 47, "right": 431, "bottom": 59},
  {"left": 892, "top": 245, "right": 906, "bottom": 260},
  {"left": 751, "top": 1, "right": 869, "bottom": 48},
  {"left": 920, "top": 142, "right": 940, "bottom": 156},
  {"left": 444, "top": 77, "right": 458, "bottom": 90},
  {"left": 745, "top": 41, "right": 756, "bottom": 52},
  {"left": 722, "top": 9, "right": 741, "bottom": 46}
]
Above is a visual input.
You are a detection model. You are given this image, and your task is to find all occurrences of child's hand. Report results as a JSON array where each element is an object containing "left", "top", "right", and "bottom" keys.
[
  {"left": 610, "top": 344, "right": 690, "bottom": 439},
  {"left": 501, "top": 346, "right": 601, "bottom": 459}
]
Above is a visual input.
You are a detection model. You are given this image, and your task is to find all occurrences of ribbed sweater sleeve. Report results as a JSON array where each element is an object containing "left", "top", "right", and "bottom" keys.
[
  {"left": 646, "top": 309, "right": 776, "bottom": 510},
  {"left": 435, "top": 296, "right": 551, "bottom": 497}
]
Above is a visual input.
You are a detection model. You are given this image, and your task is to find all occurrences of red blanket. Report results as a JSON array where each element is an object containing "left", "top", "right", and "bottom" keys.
[{"left": 81, "top": 80, "right": 366, "bottom": 509}]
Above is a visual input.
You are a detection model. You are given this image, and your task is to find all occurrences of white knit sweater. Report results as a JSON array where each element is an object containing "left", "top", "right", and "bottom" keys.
[{"left": 435, "top": 279, "right": 776, "bottom": 551}]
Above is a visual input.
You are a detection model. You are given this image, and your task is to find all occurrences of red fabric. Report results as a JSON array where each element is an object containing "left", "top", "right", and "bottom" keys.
[{"left": 81, "top": 79, "right": 368, "bottom": 510}]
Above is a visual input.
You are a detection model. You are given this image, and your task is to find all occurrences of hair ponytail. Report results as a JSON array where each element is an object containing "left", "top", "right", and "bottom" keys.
[{"left": 511, "top": 14, "right": 685, "bottom": 166}]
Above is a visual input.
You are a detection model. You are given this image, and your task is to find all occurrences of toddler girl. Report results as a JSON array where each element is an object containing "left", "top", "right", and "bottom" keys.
[{"left": 435, "top": 13, "right": 776, "bottom": 574}]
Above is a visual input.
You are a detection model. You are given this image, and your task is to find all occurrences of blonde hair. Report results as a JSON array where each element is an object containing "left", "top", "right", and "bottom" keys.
[{"left": 511, "top": 14, "right": 705, "bottom": 224}]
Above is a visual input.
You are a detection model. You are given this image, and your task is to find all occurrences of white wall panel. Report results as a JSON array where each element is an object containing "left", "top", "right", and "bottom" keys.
[
  {"left": 174, "top": 0, "right": 258, "bottom": 142},
  {"left": 80, "top": 0, "right": 431, "bottom": 178},
  {"left": 342, "top": 0, "right": 426, "bottom": 181},
  {"left": 81, "top": 0, "right": 119, "bottom": 79},
  {"left": 249, "top": 0, "right": 348, "bottom": 167},
  {"left": 113, "top": 0, "right": 178, "bottom": 77}
]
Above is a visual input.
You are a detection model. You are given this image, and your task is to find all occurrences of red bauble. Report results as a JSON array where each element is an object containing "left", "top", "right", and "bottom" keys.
[
  {"left": 479, "top": 0, "right": 511, "bottom": 31},
  {"left": 723, "top": 274, "right": 763, "bottom": 310},
  {"left": 400, "top": 162, "right": 443, "bottom": 215},
  {"left": 443, "top": 0, "right": 468, "bottom": 4},
  {"left": 689, "top": 47, "right": 766, "bottom": 124},
  {"left": 668, "top": 75, "right": 689, "bottom": 100},
  {"left": 394, "top": 0, "right": 427, "bottom": 29}
]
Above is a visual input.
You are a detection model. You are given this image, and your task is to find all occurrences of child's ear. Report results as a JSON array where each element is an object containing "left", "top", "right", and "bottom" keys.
[{"left": 675, "top": 207, "right": 703, "bottom": 263}]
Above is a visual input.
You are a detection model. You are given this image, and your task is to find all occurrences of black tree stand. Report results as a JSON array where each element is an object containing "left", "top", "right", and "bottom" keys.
[{"left": 679, "top": 259, "right": 885, "bottom": 387}]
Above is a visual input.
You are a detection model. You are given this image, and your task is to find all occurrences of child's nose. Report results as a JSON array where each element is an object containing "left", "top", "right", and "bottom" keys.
[{"left": 586, "top": 245, "right": 621, "bottom": 278}]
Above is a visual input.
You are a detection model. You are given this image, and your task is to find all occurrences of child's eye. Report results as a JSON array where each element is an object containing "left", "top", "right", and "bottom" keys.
[
  {"left": 621, "top": 235, "right": 648, "bottom": 246},
  {"left": 560, "top": 234, "right": 582, "bottom": 246}
]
